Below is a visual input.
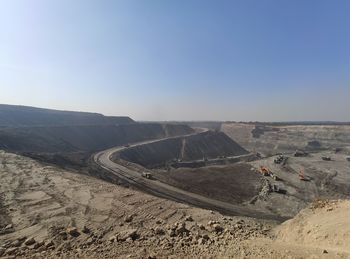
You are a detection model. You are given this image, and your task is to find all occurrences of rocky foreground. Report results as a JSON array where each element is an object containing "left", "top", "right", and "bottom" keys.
[{"left": 1, "top": 150, "right": 350, "bottom": 258}]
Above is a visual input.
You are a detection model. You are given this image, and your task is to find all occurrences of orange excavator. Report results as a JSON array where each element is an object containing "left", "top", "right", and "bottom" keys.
[
  {"left": 259, "top": 166, "right": 271, "bottom": 176},
  {"left": 299, "top": 168, "right": 309, "bottom": 181}
]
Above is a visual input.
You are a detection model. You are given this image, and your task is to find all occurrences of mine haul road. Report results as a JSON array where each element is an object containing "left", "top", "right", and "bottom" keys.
[{"left": 93, "top": 132, "right": 286, "bottom": 221}]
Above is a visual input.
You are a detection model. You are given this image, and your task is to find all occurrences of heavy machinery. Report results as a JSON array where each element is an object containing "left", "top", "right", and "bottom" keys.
[
  {"left": 294, "top": 150, "right": 308, "bottom": 157},
  {"left": 271, "top": 184, "right": 286, "bottom": 194},
  {"left": 269, "top": 172, "right": 280, "bottom": 181},
  {"left": 258, "top": 166, "right": 281, "bottom": 180},
  {"left": 259, "top": 166, "right": 271, "bottom": 176},
  {"left": 299, "top": 168, "right": 309, "bottom": 181},
  {"left": 274, "top": 155, "right": 285, "bottom": 164},
  {"left": 322, "top": 156, "right": 331, "bottom": 161},
  {"left": 142, "top": 172, "right": 153, "bottom": 179}
]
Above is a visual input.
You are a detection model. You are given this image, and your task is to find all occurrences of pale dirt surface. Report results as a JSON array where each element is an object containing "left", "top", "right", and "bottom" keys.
[
  {"left": 221, "top": 123, "right": 350, "bottom": 155},
  {"left": 1, "top": 150, "right": 350, "bottom": 258}
]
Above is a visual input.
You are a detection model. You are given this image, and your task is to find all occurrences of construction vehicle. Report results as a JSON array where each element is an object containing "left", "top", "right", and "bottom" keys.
[
  {"left": 258, "top": 166, "right": 281, "bottom": 180},
  {"left": 274, "top": 155, "right": 285, "bottom": 164},
  {"left": 299, "top": 168, "right": 309, "bottom": 181},
  {"left": 269, "top": 172, "right": 280, "bottom": 181},
  {"left": 271, "top": 184, "right": 286, "bottom": 194},
  {"left": 294, "top": 150, "right": 308, "bottom": 157},
  {"left": 322, "top": 156, "right": 331, "bottom": 161},
  {"left": 259, "top": 166, "right": 270, "bottom": 176},
  {"left": 142, "top": 172, "right": 153, "bottom": 179}
]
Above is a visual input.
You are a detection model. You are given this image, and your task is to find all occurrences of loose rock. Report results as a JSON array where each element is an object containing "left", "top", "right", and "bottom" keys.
[
  {"left": 66, "top": 227, "right": 80, "bottom": 237},
  {"left": 154, "top": 227, "right": 165, "bottom": 235},
  {"left": 0, "top": 247, "right": 5, "bottom": 256},
  {"left": 24, "top": 237, "right": 36, "bottom": 246},
  {"left": 124, "top": 215, "right": 133, "bottom": 223},
  {"left": 118, "top": 229, "right": 139, "bottom": 241}
]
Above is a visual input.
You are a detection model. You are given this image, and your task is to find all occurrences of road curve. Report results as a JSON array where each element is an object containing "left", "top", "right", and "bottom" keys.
[{"left": 93, "top": 133, "right": 287, "bottom": 222}]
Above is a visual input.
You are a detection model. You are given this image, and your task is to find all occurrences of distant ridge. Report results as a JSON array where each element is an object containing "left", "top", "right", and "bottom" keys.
[{"left": 0, "top": 104, "right": 134, "bottom": 127}]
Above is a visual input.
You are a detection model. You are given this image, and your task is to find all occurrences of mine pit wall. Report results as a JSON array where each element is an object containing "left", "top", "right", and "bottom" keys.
[
  {"left": 0, "top": 123, "right": 194, "bottom": 154},
  {"left": 117, "top": 131, "right": 249, "bottom": 169}
]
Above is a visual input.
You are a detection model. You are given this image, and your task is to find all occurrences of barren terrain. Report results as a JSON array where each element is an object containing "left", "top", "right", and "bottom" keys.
[
  {"left": 221, "top": 122, "right": 350, "bottom": 155},
  {"left": 1, "top": 151, "right": 350, "bottom": 258}
]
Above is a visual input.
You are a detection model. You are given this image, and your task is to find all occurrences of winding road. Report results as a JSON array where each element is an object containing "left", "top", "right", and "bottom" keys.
[{"left": 93, "top": 133, "right": 286, "bottom": 221}]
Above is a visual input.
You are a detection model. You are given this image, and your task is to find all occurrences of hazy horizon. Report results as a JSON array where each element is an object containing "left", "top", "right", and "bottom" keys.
[{"left": 1, "top": 1, "right": 350, "bottom": 121}]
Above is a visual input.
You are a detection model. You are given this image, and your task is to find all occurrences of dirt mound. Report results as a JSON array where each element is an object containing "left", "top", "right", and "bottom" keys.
[
  {"left": 0, "top": 123, "right": 194, "bottom": 153},
  {"left": 275, "top": 199, "right": 350, "bottom": 253},
  {"left": 118, "top": 131, "right": 248, "bottom": 168},
  {"left": 0, "top": 104, "right": 134, "bottom": 127}
]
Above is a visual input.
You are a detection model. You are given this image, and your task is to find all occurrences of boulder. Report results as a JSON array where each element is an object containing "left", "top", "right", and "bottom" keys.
[
  {"left": 24, "top": 237, "right": 36, "bottom": 246},
  {"left": 175, "top": 223, "right": 190, "bottom": 237},
  {"left": 33, "top": 241, "right": 45, "bottom": 249},
  {"left": 212, "top": 224, "right": 224, "bottom": 233},
  {"left": 0, "top": 247, "right": 5, "bottom": 256},
  {"left": 66, "top": 227, "right": 80, "bottom": 237},
  {"left": 118, "top": 229, "right": 139, "bottom": 241},
  {"left": 154, "top": 227, "right": 165, "bottom": 235},
  {"left": 82, "top": 226, "right": 90, "bottom": 234},
  {"left": 4, "top": 224, "right": 13, "bottom": 230},
  {"left": 11, "top": 239, "right": 22, "bottom": 247},
  {"left": 185, "top": 216, "right": 193, "bottom": 222},
  {"left": 197, "top": 238, "right": 206, "bottom": 245},
  {"left": 45, "top": 240, "right": 55, "bottom": 248},
  {"left": 124, "top": 215, "right": 133, "bottom": 223},
  {"left": 5, "top": 247, "right": 18, "bottom": 255}
]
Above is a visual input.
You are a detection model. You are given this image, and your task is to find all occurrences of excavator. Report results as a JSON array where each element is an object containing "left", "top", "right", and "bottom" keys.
[
  {"left": 299, "top": 168, "right": 309, "bottom": 181},
  {"left": 259, "top": 166, "right": 280, "bottom": 180},
  {"left": 259, "top": 166, "right": 270, "bottom": 176}
]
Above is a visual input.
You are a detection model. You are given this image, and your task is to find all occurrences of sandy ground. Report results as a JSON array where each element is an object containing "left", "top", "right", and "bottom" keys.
[
  {"left": 1, "top": 150, "right": 350, "bottom": 258},
  {"left": 221, "top": 123, "right": 350, "bottom": 155}
]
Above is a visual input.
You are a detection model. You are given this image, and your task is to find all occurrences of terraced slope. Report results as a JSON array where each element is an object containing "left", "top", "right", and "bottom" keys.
[
  {"left": 0, "top": 123, "right": 194, "bottom": 153},
  {"left": 118, "top": 131, "right": 249, "bottom": 168}
]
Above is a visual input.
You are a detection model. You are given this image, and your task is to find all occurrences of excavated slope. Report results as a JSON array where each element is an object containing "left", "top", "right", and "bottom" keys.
[
  {"left": 118, "top": 131, "right": 249, "bottom": 168},
  {"left": 0, "top": 104, "right": 134, "bottom": 127},
  {"left": 0, "top": 123, "right": 194, "bottom": 153}
]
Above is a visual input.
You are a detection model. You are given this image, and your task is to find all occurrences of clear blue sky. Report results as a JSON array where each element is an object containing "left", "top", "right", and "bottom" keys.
[{"left": 0, "top": 0, "right": 349, "bottom": 121}]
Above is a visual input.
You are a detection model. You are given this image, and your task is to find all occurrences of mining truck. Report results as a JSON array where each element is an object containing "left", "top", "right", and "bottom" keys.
[
  {"left": 142, "top": 172, "right": 153, "bottom": 179},
  {"left": 271, "top": 184, "right": 286, "bottom": 194}
]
